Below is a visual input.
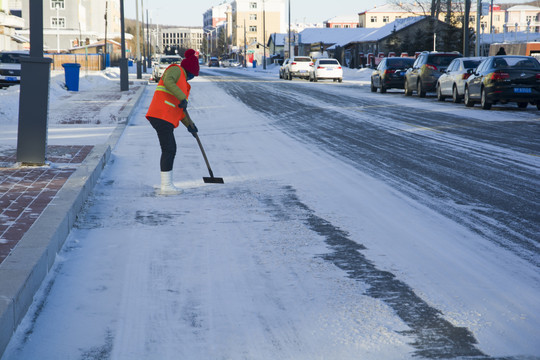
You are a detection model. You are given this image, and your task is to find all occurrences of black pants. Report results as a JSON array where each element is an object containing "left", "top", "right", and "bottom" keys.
[{"left": 149, "top": 117, "right": 176, "bottom": 172}]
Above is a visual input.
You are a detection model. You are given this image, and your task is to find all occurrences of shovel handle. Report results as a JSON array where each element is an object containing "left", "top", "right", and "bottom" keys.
[{"left": 194, "top": 133, "right": 214, "bottom": 178}]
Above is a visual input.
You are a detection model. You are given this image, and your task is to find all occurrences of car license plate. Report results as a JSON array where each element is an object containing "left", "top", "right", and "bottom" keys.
[
  {"left": 326, "top": 68, "right": 333, "bottom": 71},
  {"left": 299, "top": 70, "right": 307, "bottom": 73},
  {"left": 514, "top": 87, "right": 531, "bottom": 93},
  {"left": 6, "top": 77, "right": 17, "bottom": 81},
  {"left": 400, "top": 71, "right": 405, "bottom": 76}
]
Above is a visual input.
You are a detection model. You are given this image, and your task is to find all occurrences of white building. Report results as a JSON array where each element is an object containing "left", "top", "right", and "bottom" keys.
[
  {"left": 0, "top": 1, "right": 26, "bottom": 50},
  {"left": 18, "top": 0, "right": 121, "bottom": 52},
  {"left": 160, "top": 27, "right": 204, "bottom": 54}
]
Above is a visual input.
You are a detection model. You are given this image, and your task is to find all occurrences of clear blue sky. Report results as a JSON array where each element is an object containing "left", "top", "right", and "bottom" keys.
[{"left": 124, "top": 0, "right": 388, "bottom": 27}]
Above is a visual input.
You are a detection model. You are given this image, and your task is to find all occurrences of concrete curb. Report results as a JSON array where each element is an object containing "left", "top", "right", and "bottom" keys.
[{"left": 0, "top": 82, "right": 146, "bottom": 357}]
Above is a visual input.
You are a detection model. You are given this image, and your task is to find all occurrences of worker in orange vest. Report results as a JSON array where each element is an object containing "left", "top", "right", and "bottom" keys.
[{"left": 146, "top": 49, "right": 199, "bottom": 195}]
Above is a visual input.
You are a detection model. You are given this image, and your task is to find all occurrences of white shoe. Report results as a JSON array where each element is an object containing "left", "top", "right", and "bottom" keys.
[{"left": 160, "top": 171, "right": 182, "bottom": 195}]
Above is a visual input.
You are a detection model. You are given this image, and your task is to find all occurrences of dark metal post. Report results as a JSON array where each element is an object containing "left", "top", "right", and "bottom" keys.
[
  {"left": 16, "top": 0, "right": 52, "bottom": 165},
  {"left": 119, "top": 0, "right": 129, "bottom": 91},
  {"left": 464, "top": 0, "right": 470, "bottom": 56},
  {"left": 146, "top": 9, "right": 151, "bottom": 68}
]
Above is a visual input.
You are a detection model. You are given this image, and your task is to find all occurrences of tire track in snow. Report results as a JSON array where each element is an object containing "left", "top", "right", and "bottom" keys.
[{"left": 263, "top": 185, "right": 490, "bottom": 359}]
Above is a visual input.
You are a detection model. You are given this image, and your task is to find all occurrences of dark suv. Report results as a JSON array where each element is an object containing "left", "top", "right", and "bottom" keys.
[{"left": 404, "top": 51, "right": 462, "bottom": 97}]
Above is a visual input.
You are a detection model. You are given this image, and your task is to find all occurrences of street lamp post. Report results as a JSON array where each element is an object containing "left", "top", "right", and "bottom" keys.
[
  {"left": 119, "top": 0, "right": 129, "bottom": 91},
  {"left": 263, "top": 0, "right": 266, "bottom": 69},
  {"left": 135, "top": 0, "right": 142, "bottom": 79}
]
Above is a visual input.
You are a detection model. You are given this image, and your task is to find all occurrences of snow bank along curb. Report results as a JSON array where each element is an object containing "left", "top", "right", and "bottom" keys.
[{"left": 0, "top": 82, "right": 146, "bottom": 357}]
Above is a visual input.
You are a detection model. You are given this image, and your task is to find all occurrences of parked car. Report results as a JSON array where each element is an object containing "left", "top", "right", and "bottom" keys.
[
  {"left": 309, "top": 58, "right": 343, "bottom": 82},
  {"left": 436, "top": 57, "right": 484, "bottom": 102},
  {"left": 370, "top": 57, "right": 415, "bottom": 93},
  {"left": 279, "top": 58, "right": 290, "bottom": 79},
  {"left": 208, "top": 57, "right": 220, "bottom": 67},
  {"left": 463, "top": 55, "right": 540, "bottom": 110},
  {"left": 222, "top": 59, "right": 241, "bottom": 67},
  {"left": 404, "top": 51, "right": 462, "bottom": 97},
  {"left": 0, "top": 50, "right": 28, "bottom": 87},
  {"left": 152, "top": 55, "right": 183, "bottom": 82},
  {"left": 283, "top": 56, "right": 313, "bottom": 80}
]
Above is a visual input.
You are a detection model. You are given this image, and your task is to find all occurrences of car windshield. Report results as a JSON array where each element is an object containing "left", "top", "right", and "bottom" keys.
[
  {"left": 493, "top": 56, "right": 540, "bottom": 69},
  {"left": 428, "top": 55, "right": 460, "bottom": 66},
  {"left": 294, "top": 57, "right": 311, "bottom": 62},
  {"left": 161, "top": 57, "right": 182, "bottom": 64},
  {"left": 319, "top": 59, "right": 339, "bottom": 65},
  {"left": 463, "top": 60, "right": 481, "bottom": 69},
  {"left": 0, "top": 53, "right": 25, "bottom": 64},
  {"left": 386, "top": 58, "right": 414, "bottom": 68}
]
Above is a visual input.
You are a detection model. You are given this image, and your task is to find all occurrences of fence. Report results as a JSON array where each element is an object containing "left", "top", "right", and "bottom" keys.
[{"left": 44, "top": 54, "right": 104, "bottom": 71}]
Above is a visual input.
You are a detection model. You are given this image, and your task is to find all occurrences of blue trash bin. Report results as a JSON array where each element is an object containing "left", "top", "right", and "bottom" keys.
[
  {"left": 62, "top": 63, "right": 81, "bottom": 91},
  {"left": 253, "top": 60, "right": 257, "bottom": 68}
]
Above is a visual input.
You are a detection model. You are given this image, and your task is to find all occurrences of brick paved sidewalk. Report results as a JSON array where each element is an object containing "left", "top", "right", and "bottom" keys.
[{"left": 0, "top": 145, "right": 93, "bottom": 265}]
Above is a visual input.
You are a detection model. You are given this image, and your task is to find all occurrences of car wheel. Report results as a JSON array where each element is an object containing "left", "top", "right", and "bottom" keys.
[
  {"left": 404, "top": 80, "right": 413, "bottom": 96},
  {"left": 480, "top": 88, "right": 492, "bottom": 110},
  {"left": 380, "top": 85, "right": 387, "bottom": 93},
  {"left": 464, "top": 87, "right": 474, "bottom": 107},
  {"left": 436, "top": 84, "right": 445, "bottom": 101},
  {"left": 452, "top": 85, "right": 461, "bottom": 103},
  {"left": 279, "top": 72, "right": 282, "bottom": 79},
  {"left": 370, "top": 80, "right": 377, "bottom": 92},
  {"left": 338, "top": 78, "right": 342, "bottom": 83},
  {"left": 313, "top": 75, "right": 318, "bottom": 82},
  {"left": 288, "top": 73, "right": 292, "bottom": 80},
  {"left": 309, "top": 75, "right": 313, "bottom": 82},
  {"left": 418, "top": 80, "right": 426, "bottom": 97},
  {"left": 517, "top": 102, "right": 528, "bottom": 109}
]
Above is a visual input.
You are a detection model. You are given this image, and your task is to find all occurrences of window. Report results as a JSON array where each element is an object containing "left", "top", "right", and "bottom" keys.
[
  {"left": 249, "top": 25, "right": 257, "bottom": 32},
  {"left": 395, "top": 16, "right": 401, "bottom": 19},
  {"left": 51, "top": 17, "right": 65, "bottom": 28},
  {"left": 51, "top": 0, "right": 64, "bottom": 9},
  {"left": 370, "top": 16, "right": 377, "bottom": 23},
  {"left": 383, "top": 16, "right": 389, "bottom": 23},
  {"left": 333, "top": 24, "right": 340, "bottom": 28},
  {"left": 250, "top": 14, "right": 257, "bottom": 20},
  {"left": 344, "top": 24, "right": 350, "bottom": 28},
  {"left": 250, "top": 2, "right": 257, "bottom": 9}
]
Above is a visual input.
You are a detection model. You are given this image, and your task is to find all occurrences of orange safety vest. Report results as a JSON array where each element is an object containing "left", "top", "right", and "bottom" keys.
[{"left": 145, "top": 64, "right": 191, "bottom": 128}]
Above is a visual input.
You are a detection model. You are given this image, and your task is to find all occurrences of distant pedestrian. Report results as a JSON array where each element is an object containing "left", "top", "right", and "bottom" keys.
[
  {"left": 496, "top": 47, "right": 506, "bottom": 55},
  {"left": 145, "top": 48, "right": 200, "bottom": 195}
]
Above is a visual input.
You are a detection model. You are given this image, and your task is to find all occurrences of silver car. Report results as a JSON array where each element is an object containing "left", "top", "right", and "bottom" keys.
[
  {"left": 436, "top": 57, "right": 484, "bottom": 103},
  {"left": 152, "top": 55, "right": 183, "bottom": 82}
]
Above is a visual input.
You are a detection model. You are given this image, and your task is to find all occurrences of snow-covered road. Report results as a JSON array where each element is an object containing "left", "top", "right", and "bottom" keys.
[{"left": 2, "top": 69, "right": 539, "bottom": 359}]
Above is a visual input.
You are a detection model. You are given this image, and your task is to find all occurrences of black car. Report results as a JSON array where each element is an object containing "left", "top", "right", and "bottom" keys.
[
  {"left": 371, "top": 57, "right": 415, "bottom": 93},
  {"left": 0, "top": 51, "right": 27, "bottom": 87},
  {"left": 404, "top": 51, "right": 462, "bottom": 97},
  {"left": 464, "top": 55, "right": 540, "bottom": 110},
  {"left": 208, "top": 57, "right": 220, "bottom": 67}
]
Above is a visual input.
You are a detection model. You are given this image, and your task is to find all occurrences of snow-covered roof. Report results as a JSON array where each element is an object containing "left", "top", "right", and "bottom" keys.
[
  {"left": 299, "top": 16, "right": 425, "bottom": 48},
  {"left": 298, "top": 28, "right": 373, "bottom": 45},
  {"left": 506, "top": 5, "right": 540, "bottom": 11},
  {"left": 324, "top": 15, "right": 359, "bottom": 23},
  {"left": 359, "top": 3, "right": 424, "bottom": 14},
  {"left": 269, "top": 33, "right": 287, "bottom": 46}
]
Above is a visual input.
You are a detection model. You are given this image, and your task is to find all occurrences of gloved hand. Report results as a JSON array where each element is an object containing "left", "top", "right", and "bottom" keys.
[
  {"left": 178, "top": 99, "right": 188, "bottom": 109},
  {"left": 187, "top": 122, "right": 198, "bottom": 137},
  {"left": 181, "top": 116, "right": 198, "bottom": 137}
]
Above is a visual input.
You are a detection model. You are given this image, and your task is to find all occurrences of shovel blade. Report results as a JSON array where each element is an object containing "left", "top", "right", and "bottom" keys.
[{"left": 203, "top": 176, "right": 224, "bottom": 184}]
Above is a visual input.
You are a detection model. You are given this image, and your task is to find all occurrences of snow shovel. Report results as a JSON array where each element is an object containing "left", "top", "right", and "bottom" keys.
[{"left": 194, "top": 133, "right": 224, "bottom": 184}]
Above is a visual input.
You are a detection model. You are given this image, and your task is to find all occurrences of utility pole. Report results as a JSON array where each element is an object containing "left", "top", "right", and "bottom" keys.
[
  {"left": 146, "top": 9, "right": 150, "bottom": 68},
  {"left": 136, "top": 0, "right": 142, "bottom": 79},
  {"left": 475, "top": 0, "right": 481, "bottom": 56},
  {"left": 263, "top": 0, "right": 266, "bottom": 69},
  {"left": 17, "top": 0, "right": 52, "bottom": 165},
  {"left": 288, "top": 0, "right": 291, "bottom": 57},
  {"left": 244, "top": 19, "right": 247, "bottom": 67},
  {"left": 464, "top": 0, "right": 470, "bottom": 56},
  {"left": 119, "top": 0, "right": 129, "bottom": 91},
  {"left": 104, "top": 0, "right": 108, "bottom": 68},
  {"left": 141, "top": 0, "right": 146, "bottom": 73}
]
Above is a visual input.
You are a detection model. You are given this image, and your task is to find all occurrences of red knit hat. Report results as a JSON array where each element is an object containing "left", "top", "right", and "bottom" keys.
[{"left": 181, "top": 49, "right": 199, "bottom": 76}]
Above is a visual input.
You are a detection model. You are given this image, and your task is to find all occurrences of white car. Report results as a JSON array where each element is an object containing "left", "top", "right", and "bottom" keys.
[
  {"left": 309, "top": 58, "right": 343, "bottom": 82},
  {"left": 279, "top": 58, "right": 290, "bottom": 79},
  {"left": 152, "top": 55, "right": 183, "bottom": 82},
  {"left": 436, "top": 57, "right": 484, "bottom": 103},
  {"left": 222, "top": 59, "right": 241, "bottom": 67},
  {"left": 284, "top": 56, "right": 313, "bottom": 80}
]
